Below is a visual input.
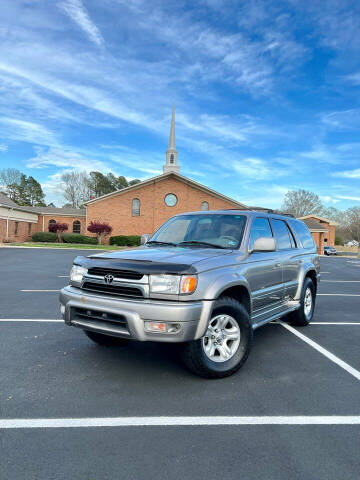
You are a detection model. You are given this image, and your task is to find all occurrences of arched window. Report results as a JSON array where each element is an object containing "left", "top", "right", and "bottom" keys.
[
  {"left": 132, "top": 198, "right": 140, "bottom": 216},
  {"left": 48, "top": 219, "right": 56, "bottom": 231},
  {"left": 170, "top": 154, "right": 174, "bottom": 164},
  {"left": 73, "top": 220, "right": 81, "bottom": 234},
  {"left": 201, "top": 201, "right": 209, "bottom": 211}
]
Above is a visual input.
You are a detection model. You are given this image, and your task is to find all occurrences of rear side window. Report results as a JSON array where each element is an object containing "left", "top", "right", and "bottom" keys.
[
  {"left": 289, "top": 220, "right": 315, "bottom": 249},
  {"left": 249, "top": 218, "right": 273, "bottom": 250},
  {"left": 271, "top": 219, "right": 293, "bottom": 250}
]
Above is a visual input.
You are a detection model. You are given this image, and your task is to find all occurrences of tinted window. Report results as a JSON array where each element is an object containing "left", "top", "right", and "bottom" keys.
[
  {"left": 151, "top": 214, "right": 247, "bottom": 249},
  {"left": 249, "top": 218, "right": 273, "bottom": 250},
  {"left": 271, "top": 219, "right": 292, "bottom": 250},
  {"left": 290, "top": 220, "right": 315, "bottom": 248}
]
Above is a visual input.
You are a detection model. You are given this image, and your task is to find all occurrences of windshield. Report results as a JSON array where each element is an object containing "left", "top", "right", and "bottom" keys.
[{"left": 149, "top": 214, "right": 247, "bottom": 249}]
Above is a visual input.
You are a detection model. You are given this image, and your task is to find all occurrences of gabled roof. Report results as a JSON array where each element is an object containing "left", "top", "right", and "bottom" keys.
[
  {"left": 21, "top": 206, "right": 86, "bottom": 216},
  {"left": 84, "top": 171, "right": 247, "bottom": 208},
  {"left": 298, "top": 214, "right": 338, "bottom": 226},
  {"left": 0, "top": 192, "right": 18, "bottom": 208},
  {"left": 0, "top": 192, "right": 85, "bottom": 216},
  {"left": 301, "top": 218, "right": 329, "bottom": 232}
]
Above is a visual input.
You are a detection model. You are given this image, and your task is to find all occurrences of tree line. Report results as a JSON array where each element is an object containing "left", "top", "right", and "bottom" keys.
[
  {"left": 0, "top": 168, "right": 140, "bottom": 209},
  {"left": 281, "top": 189, "right": 360, "bottom": 247}
]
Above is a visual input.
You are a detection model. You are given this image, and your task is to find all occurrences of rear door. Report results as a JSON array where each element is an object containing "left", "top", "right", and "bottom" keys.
[{"left": 270, "top": 218, "right": 302, "bottom": 300}]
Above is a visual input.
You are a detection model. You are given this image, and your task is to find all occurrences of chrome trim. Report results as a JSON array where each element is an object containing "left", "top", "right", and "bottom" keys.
[
  {"left": 81, "top": 276, "right": 149, "bottom": 297},
  {"left": 85, "top": 273, "right": 149, "bottom": 284}
]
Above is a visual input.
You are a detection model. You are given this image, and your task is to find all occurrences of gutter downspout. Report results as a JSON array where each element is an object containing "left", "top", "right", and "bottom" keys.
[{"left": 6, "top": 207, "right": 14, "bottom": 241}]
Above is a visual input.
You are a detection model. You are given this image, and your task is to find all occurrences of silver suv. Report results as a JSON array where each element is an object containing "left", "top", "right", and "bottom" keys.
[{"left": 60, "top": 210, "right": 320, "bottom": 378}]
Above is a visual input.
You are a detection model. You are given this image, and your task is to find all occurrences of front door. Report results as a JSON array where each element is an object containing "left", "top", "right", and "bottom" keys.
[{"left": 245, "top": 217, "right": 284, "bottom": 321}]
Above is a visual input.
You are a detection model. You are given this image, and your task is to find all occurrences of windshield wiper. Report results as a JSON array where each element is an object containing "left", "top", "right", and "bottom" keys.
[
  {"left": 178, "top": 241, "right": 227, "bottom": 249},
  {"left": 146, "top": 240, "right": 178, "bottom": 247}
]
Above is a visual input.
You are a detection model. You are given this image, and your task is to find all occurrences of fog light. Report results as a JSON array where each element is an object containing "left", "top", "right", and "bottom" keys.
[
  {"left": 145, "top": 321, "right": 167, "bottom": 333},
  {"left": 144, "top": 321, "right": 181, "bottom": 334},
  {"left": 60, "top": 305, "right": 65, "bottom": 316}
]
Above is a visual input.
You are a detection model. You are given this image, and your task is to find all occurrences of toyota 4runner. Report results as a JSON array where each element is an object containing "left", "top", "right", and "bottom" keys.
[{"left": 60, "top": 210, "right": 320, "bottom": 378}]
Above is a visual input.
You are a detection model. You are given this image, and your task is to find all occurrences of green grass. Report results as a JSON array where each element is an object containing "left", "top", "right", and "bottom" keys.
[{"left": 12, "top": 242, "right": 123, "bottom": 250}]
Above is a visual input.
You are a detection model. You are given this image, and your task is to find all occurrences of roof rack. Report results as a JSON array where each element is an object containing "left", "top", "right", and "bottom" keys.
[{"left": 222, "top": 208, "right": 295, "bottom": 218}]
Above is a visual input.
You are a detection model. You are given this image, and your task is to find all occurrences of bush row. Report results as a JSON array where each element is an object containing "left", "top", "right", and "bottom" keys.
[
  {"left": 32, "top": 232, "right": 98, "bottom": 244},
  {"left": 109, "top": 235, "right": 141, "bottom": 246}
]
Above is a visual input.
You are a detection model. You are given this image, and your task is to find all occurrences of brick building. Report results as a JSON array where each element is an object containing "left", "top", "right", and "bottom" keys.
[
  {"left": 0, "top": 192, "right": 85, "bottom": 243},
  {"left": 85, "top": 107, "right": 246, "bottom": 238},
  {"left": 298, "top": 215, "right": 338, "bottom": 254}
]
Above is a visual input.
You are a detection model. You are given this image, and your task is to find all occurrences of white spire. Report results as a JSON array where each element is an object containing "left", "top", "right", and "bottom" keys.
[
  {"left": 163, "top": 105, "right": 179, "bottom": 173},
  {"left": 168, "top": 105, "right": 175, "bottom": 149}
]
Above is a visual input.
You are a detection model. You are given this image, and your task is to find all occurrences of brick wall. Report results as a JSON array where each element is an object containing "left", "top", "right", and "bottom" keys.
[
  {"left": 0, "top": 218, "right": 35, "bottom": 242},
  {"left": 37, "top": 215, "right": 86, "bottom": 235},
  {"left": 86, "top": 176, "right": 241, "bottom": 240}
]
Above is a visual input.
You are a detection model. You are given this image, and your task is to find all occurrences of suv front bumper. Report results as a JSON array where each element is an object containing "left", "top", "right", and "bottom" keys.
[{"left": 60, "top": 286, "right": 214, "bottom": 342}]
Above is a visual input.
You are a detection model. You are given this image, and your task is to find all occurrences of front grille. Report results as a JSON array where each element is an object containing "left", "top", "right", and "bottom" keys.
[
  {"left": 81, "top": 281, "right": 144, "bottom": 298},
  {"left": 87, "top": 267, "right": 143, "bottom": 280}
]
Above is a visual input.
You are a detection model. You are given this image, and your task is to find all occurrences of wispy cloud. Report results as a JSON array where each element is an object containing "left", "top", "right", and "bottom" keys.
[
  {"left": 332, "top": 169, "right": 360, "bottom": 179},
  {"left": 0, "top": 117, "right": 57, "bottom": 145},
  {"left": 335, "top": 195, "right": 360, "bottom": 202},
  {"left": 0, "top": 143, "right": 7, "bottom": 152},
  {"left": 59, "top": 0, "right": 104, "bottom": 46}
]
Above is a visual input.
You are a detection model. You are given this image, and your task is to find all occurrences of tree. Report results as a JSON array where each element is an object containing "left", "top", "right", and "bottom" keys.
[
  {"left": 49, "top": 222, "right": 68, "bottom": 243},
  {"left": 0, "top": 168, "right": 22, "bottom": 196},
  {"left": 86, "top": 172, "right": 114, "bottom": 198},
  {"left": 60, "top": 171, "right": 90, "bottom": 208},
  {"left": 0, "top": 169, "right": 45, "bottom": 206},
  {"left": 343, "top": 207, "right": 360, "bottom": 257},
  {"left": 26, "top": 176, "right": 46, "bottom": 206},
  {"left": 87, "top": 221, "right": 112, "bottom": 244},
  {"left": 281, "top": 190, "right": 324, "bottom": 217},
  {"left": 86, "top": 172, "right": 142, "bottom": 199}
]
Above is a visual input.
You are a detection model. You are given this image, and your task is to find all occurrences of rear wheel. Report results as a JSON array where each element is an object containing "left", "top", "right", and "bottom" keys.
[
  {"left": 84, "top": 330, "right": 130, "bottom": 346},
  {"left": 288, "top": 277, "right": 316, "bottom": 326},
  {"left": 182, "top": 297, "right": 253, "bottom": 379}
]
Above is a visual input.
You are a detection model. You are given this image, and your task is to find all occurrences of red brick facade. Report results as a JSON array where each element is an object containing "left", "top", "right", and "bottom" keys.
[
  {"left": 86, "top": 174, "right": 243, "bottom": 240},
  {"left": 36, "top": 215, "right": 86, "bottom": 235}
]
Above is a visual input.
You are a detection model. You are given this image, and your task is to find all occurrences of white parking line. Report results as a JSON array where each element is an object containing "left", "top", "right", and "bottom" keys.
[
  {"left": 321, "top": 280, "right": 360, "bottom": 283},
  {"left": 0, "top": 319, "right": 62, "bottom": 322},
  {"left": 310, "top": 322, "right": 360, "bottom": 325},
  {"left": 58, "top": 275, "right": 69, "bottom": 278},
  {"left": 1, "top": 416, "right": 360, "bottom": 429},
  {"left": 317, "top": 294, "right": 360, "bottom": 297},
  {"left": 21, "top": 290, "right": 59, "bottom": 292},
  {"left": 280, "top": 322, "right": 360, "bottom": 381}
]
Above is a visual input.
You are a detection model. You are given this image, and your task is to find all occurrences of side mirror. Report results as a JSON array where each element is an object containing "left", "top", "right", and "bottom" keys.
[
  {"left": 141, "top": 233, "right": 150, "bottom": 245},
  {"left": 250, "top": 236, "right": 276, "bottom": 253}
]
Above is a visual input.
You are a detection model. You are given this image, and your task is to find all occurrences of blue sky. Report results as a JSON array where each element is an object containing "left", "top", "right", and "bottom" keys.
[{"left": 0, "top": 0, "right": 359, "bottom": 208}]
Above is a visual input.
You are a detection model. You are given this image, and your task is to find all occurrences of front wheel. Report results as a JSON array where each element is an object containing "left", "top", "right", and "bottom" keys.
[{"left": 182, "top": 297, "right": 253, "bottom": 379}]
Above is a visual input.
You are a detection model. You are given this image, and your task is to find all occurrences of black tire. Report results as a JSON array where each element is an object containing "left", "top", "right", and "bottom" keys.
[
  {"left": 288, "top": 277, "right": 316, "bottom": 327},
  {"left": 84, "top": 329, "right": 130, "bottom": 346},
  {"left": 182, "top": 296, "right": 253, "bottom": 379}
]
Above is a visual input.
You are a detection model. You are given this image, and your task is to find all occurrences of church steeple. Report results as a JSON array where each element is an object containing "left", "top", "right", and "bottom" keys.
[{"left": 163, "top": 106, "right": 180, "bottom": 173}]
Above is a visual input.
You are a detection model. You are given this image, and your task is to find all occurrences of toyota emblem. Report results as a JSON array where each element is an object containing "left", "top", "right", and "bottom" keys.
[{"left": 104, "top": 274, "right": 114, "bottom": 284}]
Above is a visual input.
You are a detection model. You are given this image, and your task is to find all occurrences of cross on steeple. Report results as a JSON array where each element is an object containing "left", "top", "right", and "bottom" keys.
[{"left": 163, "top": 106, "right": 180, "bottom": 173}]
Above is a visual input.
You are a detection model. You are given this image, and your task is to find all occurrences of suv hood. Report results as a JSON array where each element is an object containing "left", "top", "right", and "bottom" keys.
[{"left": 75, "top": 246, "right": 233, "bottom": 275}]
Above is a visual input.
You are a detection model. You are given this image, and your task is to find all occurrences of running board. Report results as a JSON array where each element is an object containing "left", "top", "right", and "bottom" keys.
[{"left": 252, "top": 303, "right": 300, "bottom": 330}]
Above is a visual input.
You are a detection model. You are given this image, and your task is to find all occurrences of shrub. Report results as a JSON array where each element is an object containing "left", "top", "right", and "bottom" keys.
[
  {"left": 62, "top": 233, "right": 98, "bottom": 245},
  {"left": 49, "top": 222, "right": 68, "bottom": 242},
  {"left": 32, "top": 232, "right": 57, "bottom": 242},
  {"left": 87, "top": 221, "right": 112, "bottom": 244},
  {"left": 109, "top": 235, "right": 141, "bottom": 246},
  {"left": 335, "top": 236, "right": 343, "bottom": 246}
]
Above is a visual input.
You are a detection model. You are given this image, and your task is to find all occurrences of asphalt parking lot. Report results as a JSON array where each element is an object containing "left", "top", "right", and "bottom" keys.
[{"left": 1, "top": 248, "right": 360, "bottom": 480}]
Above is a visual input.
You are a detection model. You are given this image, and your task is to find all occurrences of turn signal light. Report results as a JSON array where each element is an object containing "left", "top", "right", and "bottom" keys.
[{"left": 181, "top": 275, "right": 197, "bottom": 294}]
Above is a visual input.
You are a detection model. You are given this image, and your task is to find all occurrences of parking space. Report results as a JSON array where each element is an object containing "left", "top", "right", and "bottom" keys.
[{"left": 1, "top": 248, "right": 359, "bottom": 479}]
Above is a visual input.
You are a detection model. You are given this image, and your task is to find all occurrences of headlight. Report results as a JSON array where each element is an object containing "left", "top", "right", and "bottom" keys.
[
  {"left": 149, "top": 274, "right": 197, "bottom": 295},
  {"left": 70, "top": 265, "right": 87, "bottom": 284}
]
